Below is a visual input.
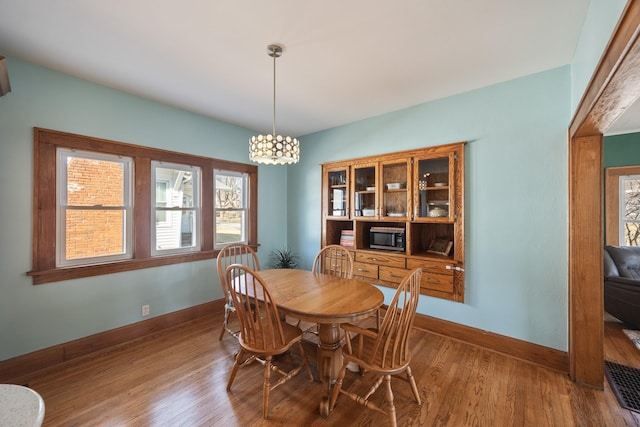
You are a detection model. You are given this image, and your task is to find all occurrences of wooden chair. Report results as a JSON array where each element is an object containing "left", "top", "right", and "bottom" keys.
[
  {"left": 312, "top": 244, "right": 382, "bottom": 331},
  {"left": 216, "top": 243, "right": 260, "bottom": 340},
  {"left": 295, "top": 245, "right": 356, "bottom": 335},
  {"left": 225, "top": 264, "right": 313, "bottom": 419},
  {"left": 328, "top": 267, "right": 423, "bottom": 427},
  {"left": 312, "top": 244, "right": 354, "bottom": 278}
]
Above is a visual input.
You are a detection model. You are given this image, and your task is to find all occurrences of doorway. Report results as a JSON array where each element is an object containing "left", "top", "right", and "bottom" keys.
[{"left": 569, "top": 1, "right": 640, "bottom": 387}]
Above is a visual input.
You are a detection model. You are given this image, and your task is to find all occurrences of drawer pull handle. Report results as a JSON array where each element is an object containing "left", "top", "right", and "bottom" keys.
[
  {"left": 357, "top": 268, "right": 368, "bottom": 272},
  {"left": 391, "top": 274, "right": 403, "bottom": 279},
  {"left": 445, "top": 265, "right": 465, "bottom": 272}
]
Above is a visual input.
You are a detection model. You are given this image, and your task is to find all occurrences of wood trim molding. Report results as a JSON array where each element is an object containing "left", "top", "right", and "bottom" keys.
[
  {"left": 413, "top": 314, "right": 568, "bottom": 373},
  {"left": 0, "top": 300, "right": 225, "bottom": 384},
  {"left": 570, "top": 0, "right": 640, "bottom": 137},
  {"left": 569, "top": 135, "right": 604, "bottom": 387}
]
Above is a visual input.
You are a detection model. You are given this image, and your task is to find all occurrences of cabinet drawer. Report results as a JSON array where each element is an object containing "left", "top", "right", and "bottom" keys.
[
  {"left": 379, "top": 266, "right": 410, "bottom": 284},
  {"left": 356, "top": 252, "right": 405, "bottom": 268},
  {"left": 407, "top": 258, "right": 454, "bottom": 276},
  {"left": 420, "top": 273, "right": 454, "bottom": 293},
  {"left": 353, "top": 261, "right": 378, "bottom": 279}
]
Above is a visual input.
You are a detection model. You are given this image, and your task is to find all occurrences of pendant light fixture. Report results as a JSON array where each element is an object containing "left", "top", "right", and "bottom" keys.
[{"left": 249, "top": 44, "right": 300, "bottom": 165}]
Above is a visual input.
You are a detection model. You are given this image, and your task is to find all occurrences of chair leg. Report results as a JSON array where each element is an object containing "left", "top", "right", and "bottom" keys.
[
  {"left": 383, "top": 374, "right": 397, "bottom": 427},
  {"left": 405, "top": 366, "right": 421, "bottom": 405},
  {"left": 219, "top": 305, "right": 230, "bottom": 340},
  {"left": 226, "top": 348, "right": 243, "bottom": 390},
  {"left": 263, "top": 356, "right": 273, "bottom": 418},
  {"left": 297, "top": 342, "right": 314, "bottom": 381},
  {"left": 329, "top": 362, "right": 348, "bottom": 411}
]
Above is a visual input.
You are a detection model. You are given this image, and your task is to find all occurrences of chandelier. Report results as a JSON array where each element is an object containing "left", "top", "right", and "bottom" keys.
[{"left": 249, "top": 44, "right": 300, "bottom": 165}]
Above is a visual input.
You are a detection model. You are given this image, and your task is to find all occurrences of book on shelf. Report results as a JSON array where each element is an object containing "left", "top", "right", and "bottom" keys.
[{"left": 339, "top": 230, "right": 354, "bottom": 248}]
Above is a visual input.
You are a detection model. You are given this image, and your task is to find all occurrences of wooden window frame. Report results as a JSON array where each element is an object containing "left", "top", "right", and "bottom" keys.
[{"left": 28, "top": 128, "right": 258, "bottom": 285}]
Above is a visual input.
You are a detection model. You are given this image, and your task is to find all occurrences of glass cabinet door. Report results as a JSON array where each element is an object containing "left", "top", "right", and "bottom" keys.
[
  {"left": 326, "top": 166, "right": 349, "bottom": 218},
  {"left": 352, "top": 163, "right": 378, "bottom": 218},
  {"left": 380, "top": 160, "right": 410, "bottom": 219},
  {"left": 414, "top": 153, "right": 455, "bottom": 221}
]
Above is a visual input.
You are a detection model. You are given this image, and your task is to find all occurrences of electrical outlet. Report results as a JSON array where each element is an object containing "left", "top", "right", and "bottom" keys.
[{"left": 142, "top": 305, "right": 150, "bottom": 317}]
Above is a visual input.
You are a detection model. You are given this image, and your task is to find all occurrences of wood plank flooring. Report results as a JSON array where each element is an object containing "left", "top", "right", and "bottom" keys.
[{"left": 12, "top": 311, "right": 640, "bottom": 426}]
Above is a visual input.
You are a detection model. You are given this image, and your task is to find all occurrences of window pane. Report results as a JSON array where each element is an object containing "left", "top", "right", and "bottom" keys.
[
  {"left": 216, "top": 211, "right": 245, "bottom": 244},
  {"left": 623, "top": 177, "right": 640, "bottom": 246},
  {"left": 155, "top": 210, "right": 197, "bottom": 250},
  {"left": 66, "top": 209, "right": 126, "bottom": 259},
  {"left": 620, "top": 175, "right": 640, "bottom": 246},
  {"left": 155, "top": 167, "right": 194, "bottom": 208},
  {"left": 67, "top": 156, "right": 125, "bottom": 206},
  {"left": 215, "top": 174, "right": 245, "bottom": 209}
]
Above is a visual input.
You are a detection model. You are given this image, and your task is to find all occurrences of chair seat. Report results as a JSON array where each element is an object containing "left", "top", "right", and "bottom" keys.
[
  {"left": 343, "top": 328, "right": 411, "bottom": 375},
  {"left": 240, "top": 321, "right": 303, "bottom": 355}
]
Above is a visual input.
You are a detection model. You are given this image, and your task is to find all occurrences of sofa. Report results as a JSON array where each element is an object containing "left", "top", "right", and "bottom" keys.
[{"left": 604, "top": 245, "right": 640, "bottom": 329}]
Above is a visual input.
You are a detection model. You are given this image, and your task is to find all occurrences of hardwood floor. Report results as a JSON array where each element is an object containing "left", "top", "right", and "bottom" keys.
[{"left": 12, "top": 311, "right": 640, "bottom": 426}]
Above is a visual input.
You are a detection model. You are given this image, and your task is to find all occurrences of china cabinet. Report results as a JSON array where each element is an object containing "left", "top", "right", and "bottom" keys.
[{"left": 320, "top": 142, "right": 465, "bottom": 302}]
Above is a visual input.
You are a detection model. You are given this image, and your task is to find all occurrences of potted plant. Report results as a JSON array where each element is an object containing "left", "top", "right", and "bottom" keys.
[{"left": 271, "top": 247, "right": 299, "bottom": 269}]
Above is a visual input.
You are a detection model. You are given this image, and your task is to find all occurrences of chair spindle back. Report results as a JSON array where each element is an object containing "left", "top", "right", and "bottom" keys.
[
  {"left": 369, "top": 267, "right": 422, "bottom": 369},
  {"left": 226, "top": 264, "right": 286, "bottom": 351},
  {"left": 312, "top": 245, "right": 354, "bottom": 278}
]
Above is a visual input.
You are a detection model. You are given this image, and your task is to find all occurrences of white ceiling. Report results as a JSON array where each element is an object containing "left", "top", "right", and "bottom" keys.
[{"left": 0, "top": 1, "right": 597, "bottom": 137}]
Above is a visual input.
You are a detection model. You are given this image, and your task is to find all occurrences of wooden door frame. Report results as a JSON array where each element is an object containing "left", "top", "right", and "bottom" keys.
[{"left": 569, "top": 0, "right": 640, "bottom": 387}]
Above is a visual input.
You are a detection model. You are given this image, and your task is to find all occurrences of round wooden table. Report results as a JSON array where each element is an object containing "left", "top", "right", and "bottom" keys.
[{"left": 253, "top": 269, "right": 384, "bottom": 415}]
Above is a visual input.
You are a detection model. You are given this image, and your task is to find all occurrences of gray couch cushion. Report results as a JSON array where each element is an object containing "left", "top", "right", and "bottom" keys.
[{"left": 606, "top": 245, "right": 640, "bottom": 279}]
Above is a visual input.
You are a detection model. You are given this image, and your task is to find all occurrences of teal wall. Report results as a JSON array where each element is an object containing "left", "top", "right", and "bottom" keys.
[
  {"left": 605, "top": 133, "right": 640, "bottom": 167},
  {"left": 289, "top": 67, "right": 571, "bottom": 350},
  {"left": 571, "top": 0, "right": 627, "bottom": 113},
  {"left": 0, "top": 57, "right": 289, "bottom": 360}
]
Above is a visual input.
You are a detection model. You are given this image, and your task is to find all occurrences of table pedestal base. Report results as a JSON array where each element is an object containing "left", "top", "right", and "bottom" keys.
[{"left": 317, "top": 323, "right": 343, "bottom": 416}]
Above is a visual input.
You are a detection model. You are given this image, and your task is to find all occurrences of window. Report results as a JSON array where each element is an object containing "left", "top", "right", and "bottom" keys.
[
  {"left": 152, "top": 162, "right": 201, "bottom": 254},
  {"left": 57, "top": 148, "right": 133, "bottom": 267},
  {"left": 619, "top": 175, "right": 640, "bottom": 246},
  {"left": 30, "top": 128, "right": 258, "bottom": 284},
  {"left": 606, "top": 166, "right": 640, "bottom": 247},
  {"left": 214, "top": 170, "right": 248, "bottom": 247}
]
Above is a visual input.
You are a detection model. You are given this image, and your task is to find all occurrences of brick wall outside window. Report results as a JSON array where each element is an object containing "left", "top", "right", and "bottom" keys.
[{"left": 65, "top": 158, "right": 125, "bottom": 260}]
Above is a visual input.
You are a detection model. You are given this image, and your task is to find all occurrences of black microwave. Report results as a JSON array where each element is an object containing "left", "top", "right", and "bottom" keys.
[{"left": 370, "top": 227, "right": 405, "bottom": 251}]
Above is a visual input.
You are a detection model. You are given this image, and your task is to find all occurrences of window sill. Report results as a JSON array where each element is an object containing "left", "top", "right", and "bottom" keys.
[{"left": 27, "top": 251, "right": 218, "bottom": 285}]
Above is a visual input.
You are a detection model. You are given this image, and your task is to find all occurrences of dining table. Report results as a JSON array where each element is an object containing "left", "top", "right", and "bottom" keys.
[{"left": 234, "top": 268, "right": 384, "bottom": 415}]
